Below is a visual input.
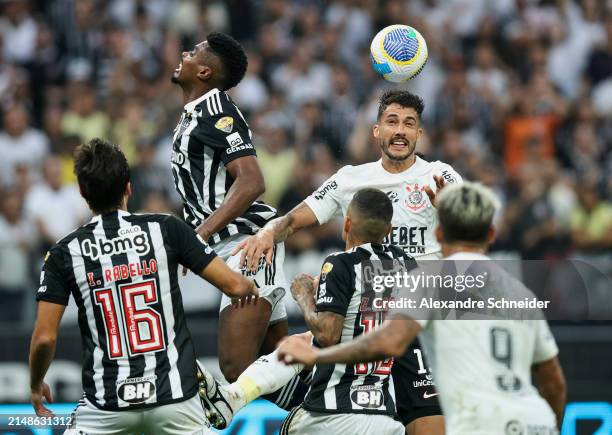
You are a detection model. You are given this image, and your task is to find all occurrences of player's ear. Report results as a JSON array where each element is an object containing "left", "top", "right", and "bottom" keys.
[
  {"left": 196, "top": 65, "right": 213, "bottom": 82},
  {"left": 435, "top": 225, "right": 443, "bottom": 244},
  {"left": 342, "top": 216, "right": 351, "bottom": 242},
  {"left": 486, "top": 225, "right": 496, "bottom": 246},
  {"left": 385, "top": 223, "right": 392, "bottom": 237},
  {"left": 373, "top": 123, "right": 380, "bottom": 139},
  {"left": 125, "top": 182, "right": 132, "bottom": 198}
]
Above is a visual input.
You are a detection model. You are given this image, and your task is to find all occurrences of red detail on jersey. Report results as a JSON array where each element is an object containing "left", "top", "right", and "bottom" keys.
[
  {"left": 120, "top": 280, "right": 165, "bottom": 354},
  {"left": 103, "top": 259, "right": 158, "bottom": 283},
  {"left": 355, "top": 312, "right": 394, "bottom": 375},
  {"left": 94, "top": 288, "right": 123, "bottom": 358},
  {"left": 94, "top": 279, "right": 166, "bottom": 359}
]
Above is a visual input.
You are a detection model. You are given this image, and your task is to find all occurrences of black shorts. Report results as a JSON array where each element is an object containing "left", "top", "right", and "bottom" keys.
[{"left": 391, "top": 339, "right": 442, "bottom": 426}]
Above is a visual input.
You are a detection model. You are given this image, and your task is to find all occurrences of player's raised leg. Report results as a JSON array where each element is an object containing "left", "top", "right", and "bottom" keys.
[{"left": 198, "top": 337, "right": 309, "bottom": 429}]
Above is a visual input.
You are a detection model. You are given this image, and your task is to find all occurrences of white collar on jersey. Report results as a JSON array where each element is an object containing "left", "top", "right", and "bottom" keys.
[
  {"left": 377, "top": 155, "right": 427, "bottom": 175},
  {"left": 184, "top": 88, "right": 220, "bottom": 113},
  {"left": 445, "top": 252, "right": 490, "bottom": 261},
  {"left": 89, "top": 209, "right": 131, "bottom": 224}
]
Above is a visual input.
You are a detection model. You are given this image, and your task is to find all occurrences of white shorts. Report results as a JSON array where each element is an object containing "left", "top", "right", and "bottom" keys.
[
  {"left": 214, "top": 234, "right": 288, "bottom": 324},
  {"left": 64, "top": 394, "right": 213, "bottom": 435},
  {"left": 281, "top": 406, "right": 405, "bottom": 435}
]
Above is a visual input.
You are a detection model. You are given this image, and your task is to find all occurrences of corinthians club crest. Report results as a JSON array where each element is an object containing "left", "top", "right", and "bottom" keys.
[{"left": 405, "top": 183, "right": 428, "bottom": 211}]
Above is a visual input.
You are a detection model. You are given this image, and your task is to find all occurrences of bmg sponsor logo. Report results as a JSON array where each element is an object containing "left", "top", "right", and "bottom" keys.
[
  {"left": 81, "top": 226, "right": 151, "bottom": 261},
  {"left": 314, "top": 181, "right": 337, "bottom": 200}
]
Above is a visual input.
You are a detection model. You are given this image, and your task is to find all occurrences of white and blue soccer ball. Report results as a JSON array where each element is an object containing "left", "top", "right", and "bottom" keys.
[{"left": 370, "top": 25, "right": 428, "bottom": 83}]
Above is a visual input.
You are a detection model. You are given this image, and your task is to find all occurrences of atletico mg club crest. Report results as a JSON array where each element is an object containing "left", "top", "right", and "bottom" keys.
[{"left": 405, "top": 183, "right": 428, "bottom": 211}]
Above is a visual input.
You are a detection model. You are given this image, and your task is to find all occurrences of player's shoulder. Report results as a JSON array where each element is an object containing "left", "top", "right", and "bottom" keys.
[
  {"left": 421, "top": 157, "right": 462, "bottom": 184},
  {"left": 193, "top": 89, "right": 239, "bottom": 119},
  {"left": 336, "top": 161, "right": 381, "bottom": 178},
  {"left": 54, "top": 220, "right": 97, "bottom": 248},
  {"left": 321, "top": 249, "right": 359, "bottom": 271}
]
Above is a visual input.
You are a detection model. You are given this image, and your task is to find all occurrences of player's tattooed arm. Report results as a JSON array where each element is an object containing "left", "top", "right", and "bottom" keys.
[
  {"left": 279, "top": 315, "right": 421, "bottom": 367},
  {"left": 196, "top": 156, "right": 265, "bottom": 241},
  {"left": 291, "top": 274, "right": 344, "bottom": 347},
  {"left": 29, "top": 301, "right": 65, "bottom": 417},
  {"left": 234, "top": 202, "right": 319, "bottom": 272}
]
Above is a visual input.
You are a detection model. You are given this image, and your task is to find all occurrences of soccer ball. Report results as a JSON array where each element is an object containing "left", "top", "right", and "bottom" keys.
[{"left": 370, "top": 25, "right": 428, "bottom": 83}]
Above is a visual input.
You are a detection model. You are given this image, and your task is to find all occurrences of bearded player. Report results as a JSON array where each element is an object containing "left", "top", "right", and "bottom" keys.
[
  {"left": 232, "top": 90, "right": 462, "bottom": 434},
  {"left": 169, "top": 32, "right": 304, "bottom": 415}
]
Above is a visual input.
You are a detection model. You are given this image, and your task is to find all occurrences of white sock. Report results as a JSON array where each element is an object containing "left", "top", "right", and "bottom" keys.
[{"left": 223, "top": 349, "right": 304, "bottom": 412}]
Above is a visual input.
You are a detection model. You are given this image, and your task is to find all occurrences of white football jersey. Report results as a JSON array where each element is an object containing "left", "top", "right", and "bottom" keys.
[
  {"left": 415, "top": 252, "right": 560, "bottom": 435},
  {"left": 304, "top": 157, "right": 462, "bottom": 258}
]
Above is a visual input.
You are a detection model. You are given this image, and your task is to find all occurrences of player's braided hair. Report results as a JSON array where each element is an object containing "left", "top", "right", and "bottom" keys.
[
  {"left": 206, "top": 32, "right": 248, "bottom": 91},
  {"left": 377, "top": 90, "right": 425, "bottom": 120}
]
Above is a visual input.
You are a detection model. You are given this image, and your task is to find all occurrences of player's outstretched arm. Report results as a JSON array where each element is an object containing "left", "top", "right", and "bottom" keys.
[
  {"left": 199, "top": 257, "right": 258, "bottom": 300},
  {"left": 532, "top": 356, "right": 567, "bottom": 428},
  {"left": 233, "top": 202, "right": 319, "bottom": 272},
  {"left": 279, "top": 315, "right": 420, "bottom": 366},
  {"left": 29, "top": 301, "right": 65, "bottom": 417}
]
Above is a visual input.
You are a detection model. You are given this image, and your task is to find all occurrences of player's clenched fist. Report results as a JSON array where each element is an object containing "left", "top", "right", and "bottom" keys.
[
  {"left": 232, "top": 228, "right": 275, "bottom": 273},
  {"left": 278, "top": 336, "right": 317, "bottom": 367}
]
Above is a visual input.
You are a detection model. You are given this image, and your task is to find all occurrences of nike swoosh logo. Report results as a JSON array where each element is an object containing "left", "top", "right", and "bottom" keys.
[{"left": 423, "top": 391, "right": 438, "bottom": 399}]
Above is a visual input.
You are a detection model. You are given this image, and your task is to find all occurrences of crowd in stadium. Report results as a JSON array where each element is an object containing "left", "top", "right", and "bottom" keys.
[{"left": 0, "top": 0, "right": 611, "bottom": 323}]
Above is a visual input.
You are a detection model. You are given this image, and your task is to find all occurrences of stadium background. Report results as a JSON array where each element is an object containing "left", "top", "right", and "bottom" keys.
[{"left": 0, "top": 0, "right": 610, "bottom": 433}]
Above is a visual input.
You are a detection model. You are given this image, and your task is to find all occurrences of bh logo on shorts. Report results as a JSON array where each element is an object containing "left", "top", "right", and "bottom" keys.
[
  {"left": 117, "top": 376, "right": 157, "bottom": 404},
  {"left": 350, "top": 385, "right": 384, "bottom": 409}
]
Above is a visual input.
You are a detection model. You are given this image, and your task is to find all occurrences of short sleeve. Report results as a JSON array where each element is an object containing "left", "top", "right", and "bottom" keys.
[
  {"left": 191, "top": 110, "right": 256, "bottom": 165},
  {"left": 436, "top": 162, "right": 463, "bottom": 185},
  {"left": 165, "top": 216, "right": 217, "bottom": 273},
  {"left": 303, "top": 173, "right": 342, "bottom": 225},
  {"left": 36, "top": 247, "right": 70, "bottom": 306},
  {"left": 315, "top": 254, "right": 353, "bottom": 316},
  {"left": 533, "top": 320, "right": 559, "bottom": 364}
]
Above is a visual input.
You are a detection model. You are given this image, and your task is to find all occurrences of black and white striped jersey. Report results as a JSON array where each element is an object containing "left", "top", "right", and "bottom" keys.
[
  {"left": 303, "top": 243, "right": 417, "bottom": 416},
  {"left": 36, "top": 210, "right": 216, "bottom": 411},
  {"left": 170, "top": 87, "right": 277, "bottom": 245}
]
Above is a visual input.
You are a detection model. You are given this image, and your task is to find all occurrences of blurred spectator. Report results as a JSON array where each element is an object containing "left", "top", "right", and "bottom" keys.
[
  {"left": 255, "top": 117, "right": 297, "bottom": 208},
  {"left": 61, "top": 84, "right": 110, "bottom": 142},
  {"left": 0, "top": 186, "right": 37, "bottom": 322},
  {"left": 231, "top": 50, "right": 269, "bottom": 114},
  {"left": 0, "top": 0, "right": 38, "bottom": 64},
  {"left": 111, "top": 98, "right": 156, "bottom": 165},
  {"left": 24, "top": 155, "right": 90, "bottom": 250},
  {"left": 139, "top": 190, "right": 172, "bottom": 214},
  {"left": 467, "top": 41, "right": 509, "bottom": 102},
  {"left": 128, "top": 139, "right": 174, "bottom": 213},
  {"left": 0, "top": 104, "right": 49, "bottom": 187},
  {"left": 271, "top": 39, "right": 332, "bottom": 106},
  {"left": 570, "top": 180, "right": 612, "bottom": 254},
  {"left": 586, "top": 14, "right": 612, "bottom": 86},
  {"left": 497, "top": 163, "right": 564, "bottom": 259},
  {"left": 503, "top": 75, "right": 564, "bottom": 177}
]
